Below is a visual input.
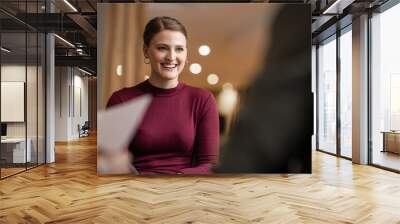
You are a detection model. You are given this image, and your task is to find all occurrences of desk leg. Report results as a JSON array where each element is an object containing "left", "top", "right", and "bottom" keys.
[{"left": 382, "top": 133, "right": 386, "bottom": 153}]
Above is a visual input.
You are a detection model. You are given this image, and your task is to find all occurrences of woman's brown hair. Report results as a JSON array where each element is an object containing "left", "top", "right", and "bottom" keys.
[{"left": 143, "top": 16, "right": 188, "bottom": 46}]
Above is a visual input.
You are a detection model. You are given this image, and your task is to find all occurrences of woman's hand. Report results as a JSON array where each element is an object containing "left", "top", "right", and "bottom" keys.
[{"left": 97, "top": 148, "right": 138, "bottom": 175}]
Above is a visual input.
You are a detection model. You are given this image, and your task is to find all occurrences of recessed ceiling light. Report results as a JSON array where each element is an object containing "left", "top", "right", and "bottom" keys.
[
  {"left": 198, "top": 45, "right": 211, "bottom": 56},
  {"left": 207, "top": 74, "right": 219, "bottom": 85},
  {"left": 190, "top": 63, "right": 202, "bottom": 75}
]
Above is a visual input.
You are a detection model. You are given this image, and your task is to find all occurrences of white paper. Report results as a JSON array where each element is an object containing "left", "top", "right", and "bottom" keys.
[{"left": 97, "top": 94, "right": 152, "bottom": 152}]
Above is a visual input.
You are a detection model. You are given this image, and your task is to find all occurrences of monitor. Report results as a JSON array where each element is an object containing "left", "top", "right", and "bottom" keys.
[{"left": 1, "top": 123, "right": 7, "bottom": 137}]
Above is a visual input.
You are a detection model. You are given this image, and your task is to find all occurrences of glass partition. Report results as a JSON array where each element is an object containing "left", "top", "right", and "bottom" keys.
[
  {"left": 317, "top": 35, "right": 337, "bottom": 154},
  {"left": 0, "top": 1, "right": 46, "bottom": 179},
  {"left": 1, "top": 31, "right": 28, "bottom": 177},
  {"left": 27, "top": 31, "right": 38, "bottom": 169}
]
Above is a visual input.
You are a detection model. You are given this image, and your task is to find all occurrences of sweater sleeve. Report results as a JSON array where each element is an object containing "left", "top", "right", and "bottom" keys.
[
  {"left": 106, "top": 91, "right": 123, "bottom": 109},
  {"left": 180, "top": 94, "right": 220, "bottom": 174}
]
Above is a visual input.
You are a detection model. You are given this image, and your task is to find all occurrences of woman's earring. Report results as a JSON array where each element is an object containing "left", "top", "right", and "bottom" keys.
[{"left": 144, "top": 58, "right": 150, "bottom": 64}]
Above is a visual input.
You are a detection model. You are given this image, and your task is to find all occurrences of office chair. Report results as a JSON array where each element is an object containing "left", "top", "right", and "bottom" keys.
[{"left": 79, "top": 121, "right": 90, "bottom": 138}]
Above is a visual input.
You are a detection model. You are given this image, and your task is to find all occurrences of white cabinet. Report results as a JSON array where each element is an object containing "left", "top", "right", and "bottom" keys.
[{"left": 1, "top": 138, "right": 32, "bottom": 163}]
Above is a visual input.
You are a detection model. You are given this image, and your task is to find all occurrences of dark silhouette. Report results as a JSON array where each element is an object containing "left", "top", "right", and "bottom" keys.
[{"left": 215, "top": 5, "right": 312, "bottom": 173}]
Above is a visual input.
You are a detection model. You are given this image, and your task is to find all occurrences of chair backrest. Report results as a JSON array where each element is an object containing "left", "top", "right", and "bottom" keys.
[{"left": 82, "top": 121, "right": 90, "bottom": 129}]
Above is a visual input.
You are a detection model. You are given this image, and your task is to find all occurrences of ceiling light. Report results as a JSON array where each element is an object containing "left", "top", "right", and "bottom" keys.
[
  {"left": 322, "top": 0, "right": 354, "bottom": 15},
  {"left": 190, "top": 63, "right": 202, "bottom": 75},
  {"left": 199, "top": 45, "right": 211, "bottom": 56},
  {"left": 54, "top": 34, "right": 75, "bottom": 48},
  {"left": 116, "top": 65, "right": 123, "bottom": 76},
  {"left": 77, "top": 67, "right": 92, "bottom": 76},
  {"left": 63, "top": 0, "right": 78, "bottom": 12},
  {"left": 1, "top": 47, "right": 11, "bottom": 53},
  {"left": 207, "top": 74, "right": 219, "bottom": 85}
]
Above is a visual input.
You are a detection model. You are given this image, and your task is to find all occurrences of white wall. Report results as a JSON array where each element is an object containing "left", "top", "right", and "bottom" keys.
[
  {"left": 72, "top": 73, "right": 89, "bottom": 138},
  {"left": 55, "top": 67, "right": 89, "bottom": 141},
  {"left": 55, "top": 67, "right": 70, "bottom": 141},
  {"left": 1, "top": 65, "right": 35, "bottom": 138},
  {"left": 1, "top": 63, "right": 46, "bottom": 164},
  {"left": 1, "top": 65, "right": 26, "bottom": 133}
]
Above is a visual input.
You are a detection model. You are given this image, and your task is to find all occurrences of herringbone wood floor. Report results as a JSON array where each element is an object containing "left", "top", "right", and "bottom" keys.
[{"left": 1, "top": 134, "right": 400, "bottom": 223}]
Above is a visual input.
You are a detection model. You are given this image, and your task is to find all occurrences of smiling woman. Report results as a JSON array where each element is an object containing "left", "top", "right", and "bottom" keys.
[
  {"left": 104, "top": 17, "right": 220, "bottom": 175},
  {"left": 143, "top": 29, "right": 187, "bottom": 88}
]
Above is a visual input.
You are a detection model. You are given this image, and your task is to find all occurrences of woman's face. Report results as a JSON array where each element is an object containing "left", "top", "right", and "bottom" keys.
[{"left": 144, "top": 30, "right": 187, "bottom": 81}]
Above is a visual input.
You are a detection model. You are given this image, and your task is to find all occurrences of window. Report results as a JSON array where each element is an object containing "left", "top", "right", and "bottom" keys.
[
  {"left": 317, "top": 36, "right": 337, "bottom": 154},
  {"left": 370, "top": 2, "right": 400, "bottom": 171},
  {"left": 339, "top": 28, "right": 352, "bottom": 158}
]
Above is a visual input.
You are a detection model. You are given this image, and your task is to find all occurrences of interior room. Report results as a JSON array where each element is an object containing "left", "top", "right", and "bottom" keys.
[{"left": 0, "top": 19, "right": 46, "bottom": 178}]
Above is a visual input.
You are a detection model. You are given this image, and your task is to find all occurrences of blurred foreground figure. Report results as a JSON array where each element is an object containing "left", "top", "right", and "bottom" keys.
[{"left": 215, "top": 5, "right": 312, "bottom": 173}]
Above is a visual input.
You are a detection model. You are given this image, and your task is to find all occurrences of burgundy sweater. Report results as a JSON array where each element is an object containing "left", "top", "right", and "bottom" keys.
[{"left": 106, "top": 80, "right": 219, "bottom": 174}]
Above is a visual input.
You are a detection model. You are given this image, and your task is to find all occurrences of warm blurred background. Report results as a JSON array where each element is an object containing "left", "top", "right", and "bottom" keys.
[{"left": 98, "top": 3, "right": 280, "bottom": 139}]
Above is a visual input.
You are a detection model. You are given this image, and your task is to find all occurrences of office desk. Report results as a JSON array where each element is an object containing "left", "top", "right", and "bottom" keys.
[
  {"left": 382, "top": 131, "right": 400, "bottom": 154},
  {"left": 1, "top": 138, "right": 31, "bottom": 163}
]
